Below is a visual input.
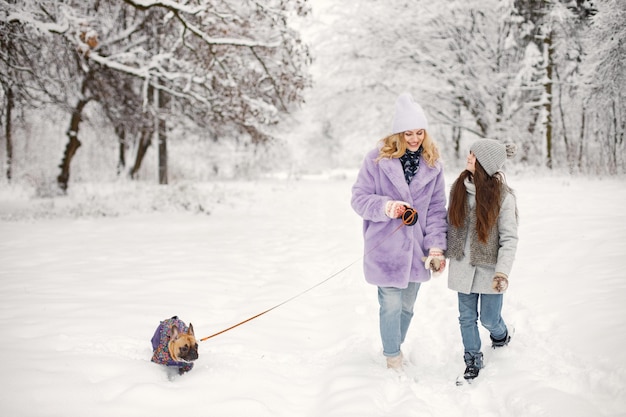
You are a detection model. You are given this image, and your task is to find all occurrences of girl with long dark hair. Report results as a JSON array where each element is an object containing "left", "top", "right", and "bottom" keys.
[{"left": 447, "top": 139, "right": 518, "bottom": 382}]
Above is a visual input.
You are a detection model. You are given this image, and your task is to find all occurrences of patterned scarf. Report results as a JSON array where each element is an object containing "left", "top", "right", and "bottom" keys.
[{"left": 399, "top": 147, "right": 423, "bottom": 184}]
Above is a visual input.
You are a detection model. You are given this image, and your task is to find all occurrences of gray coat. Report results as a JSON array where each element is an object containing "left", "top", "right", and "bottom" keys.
[{"left": 447, "top": 179, "right": 518, "bottom": 294}]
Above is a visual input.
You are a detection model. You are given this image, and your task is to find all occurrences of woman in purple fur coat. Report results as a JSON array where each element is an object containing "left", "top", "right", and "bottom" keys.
[{"left": 351, "top": 93, "right": 448, "bottom": 370}]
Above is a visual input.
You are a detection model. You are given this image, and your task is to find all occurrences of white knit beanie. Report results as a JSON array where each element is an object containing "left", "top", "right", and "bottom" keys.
[
  {"left": 470, "top": 139, "right": 517, "bottom": 176},
  {"left": 391, "top": 93, "right": 429, "bottom": 134}
]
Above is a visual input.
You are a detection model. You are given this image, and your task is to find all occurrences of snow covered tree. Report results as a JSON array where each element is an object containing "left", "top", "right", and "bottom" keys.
[
  {"left": 111, "top": 0, "right": 313, "bottom": 182},
  {"left": 2, "top": 0, "right": 311, "bottom": 189},
  {"left": 581, "top": 0, "right": 625, "bottom": 173},
  {"left": 0, "top": 0, "right": 72, "bottom": 182},
  {"left": 507, "top": 0, "right": 598, "bottom": 169},
  {"left": 287, "top": 0, "right": 622, "bottom": 173},
  {"left": 288, "top": 0, "right": 533, "bottom": 165},
  {"left": 360, "top": 0, "right": 525, "bottom": 158},
  {"left": 396, "top": 0, "right": 599, "bottom": 168},
  {"left": 0, "top": 13, "right": 21, "bottom": 181}
]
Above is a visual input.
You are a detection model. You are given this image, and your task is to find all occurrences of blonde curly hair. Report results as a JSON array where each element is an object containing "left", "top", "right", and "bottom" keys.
[{"left": 375, "top": 130, "right": 441, "bottom": 167}]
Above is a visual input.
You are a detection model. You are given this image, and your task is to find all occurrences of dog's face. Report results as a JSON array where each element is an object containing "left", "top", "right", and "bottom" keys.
[{"left": 168, "top": 323, "right": 199, "bottom": 362}]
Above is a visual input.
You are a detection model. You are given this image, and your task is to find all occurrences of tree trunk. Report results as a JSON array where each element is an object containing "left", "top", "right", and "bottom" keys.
[
  {"left": 130, "top": 85, "right": 155, "bottom": 180},
  {"left": 578, "top": 104, "right": 586, "bottom": 170},
  {"left": 542, "top": 30, "right": 554, "bottom": 169},
  {"left": 57, "top": 97, "right": 91, "bottom": 192},
  {"left": 130, "top": 126, "right": 152, "bottom": 179},
  {"left": 610, "top": 99, "right": 618, "bottom": 174},
  {"left": 115, "top": 125, "right": 126, "bottom": 176},
  {"left": 4, "top": 86, "right": 13, "bottom": 182},
  {"left": 452, "top": 104, "right": 462, "bottom": 160},
  {"left": 57, "top": 69, "right": 95, "bottom": 192},
  {"left": 158, "top": 117, "right": 167, "bottom": 184},
  {"left": 554, "top": 64, "right": 571, "bottom": 170},
  {"left": 155, "top": 86, "right": 168, "bottom": 185}
]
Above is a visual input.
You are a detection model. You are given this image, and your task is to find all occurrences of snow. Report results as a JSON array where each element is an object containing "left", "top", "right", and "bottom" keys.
[{"left": 1, "top": 171, "right": 625, "bottom": 417}]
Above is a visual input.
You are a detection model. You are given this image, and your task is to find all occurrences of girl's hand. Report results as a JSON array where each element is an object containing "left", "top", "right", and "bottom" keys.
[{"left": 492, "top": 273, "right": 509, "bottom": 292}]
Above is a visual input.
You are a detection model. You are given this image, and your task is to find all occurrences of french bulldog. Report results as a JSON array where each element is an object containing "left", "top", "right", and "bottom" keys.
[{"left": 151, "top": 316, "right": 199, "bottom": 375}]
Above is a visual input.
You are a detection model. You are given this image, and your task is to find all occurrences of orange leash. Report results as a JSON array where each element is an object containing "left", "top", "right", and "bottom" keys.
[
  {"left": 199, "top": 208, "right": 417, "bottom": 342},
  {"left": 199, "top": 257, "right": 362, "bottom": 342}
]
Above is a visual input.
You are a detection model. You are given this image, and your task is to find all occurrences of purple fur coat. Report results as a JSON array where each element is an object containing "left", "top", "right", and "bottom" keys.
[{"left": 351, "top": 147, "right": 448, "bottom": 288}]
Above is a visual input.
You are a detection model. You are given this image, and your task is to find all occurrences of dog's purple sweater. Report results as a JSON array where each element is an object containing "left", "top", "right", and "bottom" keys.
[{"left": 151, "top": 316, "right": 194, "bottom": 373}]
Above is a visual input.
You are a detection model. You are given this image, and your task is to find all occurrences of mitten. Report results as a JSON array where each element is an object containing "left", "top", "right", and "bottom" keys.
[
  {"left": 384, "top": 200, "right": 410, "bottom": 219},
  {"left": 492, "top": 272, "right": 509, "bottom": 292},
  {"left": 423, "top": 248, "right": 446, "bottom": 273}
]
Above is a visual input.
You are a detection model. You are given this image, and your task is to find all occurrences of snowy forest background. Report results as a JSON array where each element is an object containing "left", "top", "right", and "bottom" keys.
[
  {"left": 0, "top": 0, "right": 624, "bottom": 195},
  {"left": 1, "top": 3, "right": 626, "bottom": 416}
]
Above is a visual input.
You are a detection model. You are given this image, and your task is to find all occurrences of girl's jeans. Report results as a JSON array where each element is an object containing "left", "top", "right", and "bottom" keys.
[
  {"left": 378, "top": 283, "right": 420, "bottom": 357},
  {"left": 458, "top": 292, "right": 507, "bottom": 357}
]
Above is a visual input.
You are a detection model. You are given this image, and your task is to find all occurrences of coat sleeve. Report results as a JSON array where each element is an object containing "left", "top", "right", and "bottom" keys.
[
  {"left": 351, "top": 155, "right": 391, "bottom": 223},
  {"left": 495, "top": 192, "right": 518, "bottom": 276},
  {"left": 423, "top": 168, "right": 448, "bottom": 251}
]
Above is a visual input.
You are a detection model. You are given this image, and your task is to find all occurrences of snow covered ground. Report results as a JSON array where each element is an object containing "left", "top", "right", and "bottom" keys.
[{"left": 0, "top": 171, "right": 625, "bottom": 417}]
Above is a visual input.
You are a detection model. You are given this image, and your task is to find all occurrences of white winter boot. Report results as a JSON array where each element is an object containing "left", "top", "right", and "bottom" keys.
[{"left": 386, "top": 352, "right": 403, "bottom": 370}]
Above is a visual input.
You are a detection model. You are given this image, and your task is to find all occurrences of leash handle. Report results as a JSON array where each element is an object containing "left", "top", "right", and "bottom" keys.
[{"left": 402, "top": 206, "right": 418, "bottom": 226}]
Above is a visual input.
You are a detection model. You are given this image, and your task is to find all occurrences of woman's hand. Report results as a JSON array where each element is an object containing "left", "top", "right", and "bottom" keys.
[
  {"left": 423, "top": 248, "right": 446, "bottom": 274},
  {"left": 384, "top": 200, "right": 410, "bottom": 219}
]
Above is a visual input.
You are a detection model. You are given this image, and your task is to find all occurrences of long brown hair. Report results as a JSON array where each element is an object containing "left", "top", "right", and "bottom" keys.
[
  {"left": 375, "top": 130, "right": 440, "bottom": 167},
  {"left": 448, "top": 161, "right": 505, "bottom": 243}
]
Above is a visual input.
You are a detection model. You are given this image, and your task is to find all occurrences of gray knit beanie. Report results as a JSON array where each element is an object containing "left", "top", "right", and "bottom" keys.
[
  {"left": 391, "top": 93, "right": 429, "bottom": 134},
  {"left": 470, "top": 139, "right": 517, "bottom": 176}
]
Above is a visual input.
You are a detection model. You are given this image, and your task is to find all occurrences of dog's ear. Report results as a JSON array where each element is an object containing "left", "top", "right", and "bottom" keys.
[
  {"left": 171, "top": 325, "right": 180, "bottom": 340},
  {"left": 187, "top": 323, "right": 195, "bottom": 336}
]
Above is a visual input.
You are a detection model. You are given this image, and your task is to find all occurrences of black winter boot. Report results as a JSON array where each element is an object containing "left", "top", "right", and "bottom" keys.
[
  {"left": 463, "top": 352, "right": 483, "bottom": 380},
  {"left": 490, "top": 329, "right": 511, "bottom": 348}
]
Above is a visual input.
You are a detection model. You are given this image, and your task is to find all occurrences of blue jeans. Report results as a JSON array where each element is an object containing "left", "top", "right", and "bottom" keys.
[
  {"left": 378, "top": 283, "right": 420, "bottom": 357},
  {"left": 458, "top": 292, "right": 507, "bottom": 357}
]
